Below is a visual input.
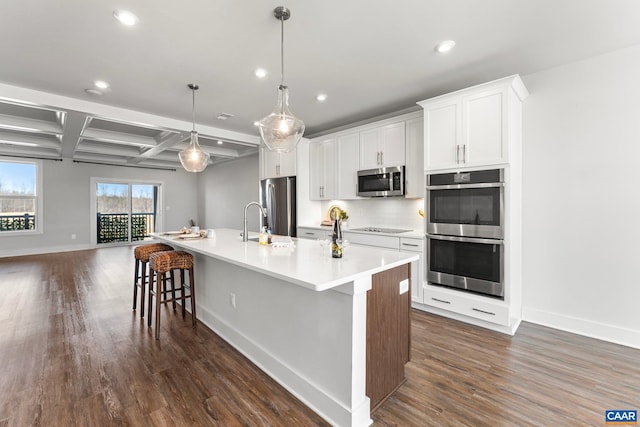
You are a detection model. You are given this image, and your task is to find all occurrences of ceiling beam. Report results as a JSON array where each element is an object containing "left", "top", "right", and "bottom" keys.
[
  {"left": 81, "top": 127, "right": 160, "bottom": 147},
  {"left": 60, "top": 112, "right": 88, "bottom": 158}
]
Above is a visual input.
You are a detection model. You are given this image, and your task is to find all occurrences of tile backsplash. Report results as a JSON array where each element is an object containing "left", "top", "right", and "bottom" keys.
[{"left": 319, "top": 198, "right": 425, "bottom": 232}]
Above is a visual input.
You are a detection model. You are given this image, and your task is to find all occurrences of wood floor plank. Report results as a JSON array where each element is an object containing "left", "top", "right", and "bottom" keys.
[{"left": 1, "top": 246, "right": 639, "bottom": 426}]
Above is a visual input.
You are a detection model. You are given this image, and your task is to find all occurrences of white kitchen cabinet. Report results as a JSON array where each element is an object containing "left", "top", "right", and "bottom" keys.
[
  {"left": 423, "top": 285, "right": 510, "bottom": 326},
  {"left": 336, "top": 132, "right": 359, "bottom": 199},
  {"left": 297, "top": 227, "right": 332, "bottom": 240},
  {"left": 342, "top": 231, "right": 400, "bottom": 250},
  {"left": 399, "top": 237, "right": 424, "bottom": 304},
  {"left": 359, "top": 121, "right": 405, "bottom": 169},
  {"left": 419, "top": 75, "right": 528, "bottom": 171},
  {"left": 309, "top": 138, "right": 337, "bottom": 200},
  {"left": 404, "top": 117, "right": 424, "bottom": 198},
  {"left": 260, "top": 146, "right": 296, "bottom": 179}
]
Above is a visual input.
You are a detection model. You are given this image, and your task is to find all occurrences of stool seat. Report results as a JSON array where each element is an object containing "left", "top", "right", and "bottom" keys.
[
  {"left": 133, "top": 243, "right": 173, "bottom": 318},
  {"left": 148, "top": 250, "right": 197, "bottom": 339}
]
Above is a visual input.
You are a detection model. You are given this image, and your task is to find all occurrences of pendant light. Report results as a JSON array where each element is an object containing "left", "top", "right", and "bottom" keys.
[
  {"left": 258, "top": 6, "right": 305, "bottom": 153},
  {"left": 179, "top": 83, "right": 210, "bottom": 172}
]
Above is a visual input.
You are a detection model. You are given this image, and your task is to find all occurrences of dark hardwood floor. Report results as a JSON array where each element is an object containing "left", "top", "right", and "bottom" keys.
[{"left": 1, "top": 246, "right": 638, "bottom": 426}]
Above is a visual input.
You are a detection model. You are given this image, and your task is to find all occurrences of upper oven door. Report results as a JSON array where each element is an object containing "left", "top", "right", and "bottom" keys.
[{"left": 426, "top": 182, "right": 504, "bottom": 239}]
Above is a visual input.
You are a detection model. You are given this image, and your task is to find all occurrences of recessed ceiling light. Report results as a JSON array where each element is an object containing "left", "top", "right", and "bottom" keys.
[
  {"left": 435, "top": 40, "right": 456, "bottom": 53},
  {"left": 113, "top": 10, "right": 139, "bottom": 26},
  {"left": 217, "top": 140, "right": 223, "bottom": 145},
  {"left": 255, "top": 68, "right": 267, "bottom": 78},
  {"left": 85, "top": 88, "right": 103, "bottom": 96},
  {"left": 94, "top": 80, "right": 110, "bottom": 90},
  {"left": 316, "top": 93, "right": 328, "bottom": 102}
]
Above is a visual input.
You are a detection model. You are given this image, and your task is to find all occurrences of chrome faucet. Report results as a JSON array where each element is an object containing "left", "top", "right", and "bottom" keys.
[{"left": 243, "top": 201, "right": 267, "bottom": 242}]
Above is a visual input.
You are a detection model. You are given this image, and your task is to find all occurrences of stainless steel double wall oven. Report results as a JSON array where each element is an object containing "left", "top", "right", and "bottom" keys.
[{"left": 425, "top": 169, "right": 505, "bottom": 299}]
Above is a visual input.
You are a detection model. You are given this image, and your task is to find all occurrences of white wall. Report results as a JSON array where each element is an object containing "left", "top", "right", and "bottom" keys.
[
  {"left": 521, "top": 44, "right": 640, "bottom": 348},
  {"left": 0, "top": 160, "right": 198, "bottom": 257},
  {"left": 198, "top": 154, "right": 261, "bottom": 232}
]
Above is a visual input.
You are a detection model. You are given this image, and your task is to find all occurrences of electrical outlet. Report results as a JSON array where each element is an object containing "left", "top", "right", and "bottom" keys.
[
  {"left": 229, "top": 293, "right": 236, "bottom": 309},
  {"left": 71, "top": 234, "right": 77, "bottom": 240},
  {"left": 399, "top": 279, "right": 409, "bottom": 295}
]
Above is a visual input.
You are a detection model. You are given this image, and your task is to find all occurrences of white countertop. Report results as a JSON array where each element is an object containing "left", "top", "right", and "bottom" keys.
[{"left": 151, "top": 228, "right": 418, "bottom": 292}]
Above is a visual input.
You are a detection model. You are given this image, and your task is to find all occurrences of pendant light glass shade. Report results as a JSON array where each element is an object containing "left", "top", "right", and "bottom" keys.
[
  {"left": 179, "top": 84, "right": 210, "bottom": 172},
  {"left": 258, "top": 6, "right": 304, "bottom": 153},
  {"left": 179, "top": 130, "right": 210, "bottom": 172},
  {"left": 259, "top": 85, "right": 305, "bottom": 153}
]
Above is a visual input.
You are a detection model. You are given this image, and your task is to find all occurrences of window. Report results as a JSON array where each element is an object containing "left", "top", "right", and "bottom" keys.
[
  {"left": 90, "top": 178, "right": 163, "bottom": 245},
  {"left": 0, "top": 158, "right": 43, "bottom": 235}
]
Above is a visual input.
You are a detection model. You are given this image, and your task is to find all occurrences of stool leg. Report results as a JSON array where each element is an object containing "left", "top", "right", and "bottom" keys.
[
  {"left": 133, "top": 259, "right": 139, "bottom": 311},
  {"left": 170, "top": 269, "right": 177, "bottom": 311},
  {"left": 148, "top": 268, "right": 155, "bottom": 328},
  {"left": 155, "top": 272, "right": 164, "bottom": 340},
  {"left": 180, "top": 269, "right": 186, "bottom": 319},
  {"left": 140, "top": 260, "right": 147, "bottom": 319},
  {"left": 189, "top": 266, "right": 197, "bottom": 328}
]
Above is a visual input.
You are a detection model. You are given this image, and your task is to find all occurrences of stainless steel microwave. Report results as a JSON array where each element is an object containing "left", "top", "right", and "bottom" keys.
[{"left": 357, "top": 166, "right": 405, "bottom": 197}]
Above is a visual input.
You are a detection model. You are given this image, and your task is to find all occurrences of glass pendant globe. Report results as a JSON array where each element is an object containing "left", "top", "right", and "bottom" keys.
[
  {"left": 259, "top": 86, "right": 305, "bottom": 153},
  {"left": 179, "top": 131, "right": 210, "bottom": 172}
]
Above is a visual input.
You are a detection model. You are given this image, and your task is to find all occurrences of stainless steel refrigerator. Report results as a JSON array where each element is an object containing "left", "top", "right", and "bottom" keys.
[{"left": 260, "top": 176, "right": 296, "bottom": 237}]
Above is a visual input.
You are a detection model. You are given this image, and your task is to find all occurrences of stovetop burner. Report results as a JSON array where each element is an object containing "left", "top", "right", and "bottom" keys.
[{"left": 350, "top": 227, "right": 413, "bottom": 234}]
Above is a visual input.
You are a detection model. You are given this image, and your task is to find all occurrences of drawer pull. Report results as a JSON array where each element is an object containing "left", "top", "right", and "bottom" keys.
[
  {"left": 472, "top": 308, "right": 496, "bottom": 316},
  {"left": 431, "top": 297, "right": 451, "bottom": 304},
  {"left": 305, "top": 232, "right": 315, "bottom": 235},
  {"left": 401, "top": 243, "right": 420, "bottom": 247}
]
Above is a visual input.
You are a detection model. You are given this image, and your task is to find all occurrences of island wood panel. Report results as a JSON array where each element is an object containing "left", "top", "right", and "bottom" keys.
[{"left": 366, "top": 263, "right": 411, "bottom": 413}]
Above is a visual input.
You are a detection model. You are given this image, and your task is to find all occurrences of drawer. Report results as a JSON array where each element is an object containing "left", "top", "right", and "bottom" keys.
[
  {"left": 342, "top": 232, "right": 399, "bottom": 249},
  {"left": 399, "top": 237, "right": 424, "bottom": 253},
  {"left": 423, "top": 286, "right": 509, "bottom": 326},
  {"left": 297, "top": 227, "right": 331, "bottom": 240}
]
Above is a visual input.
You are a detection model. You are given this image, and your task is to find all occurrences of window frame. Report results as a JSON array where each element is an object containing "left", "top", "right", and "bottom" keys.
[{"left": 0, "top": 157, "right": 44, "bottom": 236}]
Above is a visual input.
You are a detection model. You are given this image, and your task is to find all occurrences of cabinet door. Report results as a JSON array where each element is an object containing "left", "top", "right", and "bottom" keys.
[
  {"left": 309, "top": 142, "right": 324, "bottom": 200},
  {"left": 424, "top": 100, "right": 460, "bottom": 170},
  {"left": 337, "top": 132, "right": 359, "bottom": 199},
  {"left": 278, "top": 149, "right": 297, "bottom": 177},
  {"left": 309, "top": 139, "right": 336, "bottom": 200},
  {"left": 359, "top": 128, "right": 381, "bottom": 169},
  {"left": 463, "top": 88, "right": 506, "bottom": 166},
  {"left": 261, "top": 147, "right": 296, "bottom": 178},
  {"left": 379, "top": 122, "right": 405, "bottom": 167},
  {"left": 404, "top": 117, "right": 424, "bottom": 198},
  {"left": 322, "top": 139, "right": 337, "bottom": 199}
]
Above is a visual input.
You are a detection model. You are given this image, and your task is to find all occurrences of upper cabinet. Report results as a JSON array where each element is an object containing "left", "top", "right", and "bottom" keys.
[
  {"left": 359, "top": 122, "right": 406, "bottom": 169},
  {"left": 260, "top": 146, "right": 296, "bottom": 179},
  {"left": 309, "top": 138, "right": 337, "bottom": 200},
  {"left": 419, "top": 75, "right": 529, "bottom": 171},
  {"left": 336, "top": 132, "right": 360, "bottom": 199},
  {"left": 404, "top": 117, "right": 424, "bottom": 198}
]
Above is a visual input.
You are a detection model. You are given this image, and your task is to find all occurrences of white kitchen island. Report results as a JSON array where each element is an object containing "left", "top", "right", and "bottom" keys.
[{"left": 151, "top": 229, "right": 418, "bottom": 427}]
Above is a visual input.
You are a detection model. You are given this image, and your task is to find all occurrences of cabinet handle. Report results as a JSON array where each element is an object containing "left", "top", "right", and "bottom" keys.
[
  {"left": 305, "top": 232, "right": 314, "bottom": 235},
  {"left": 276, "top": 164, "right": 280, "bottom": 176},
  {"left": 455, "top": 145, "right": 460, "bottom": 163},
  {"left": 462, "top": 145, "right": 466, "bottom": 163},
  {"left": 431, "top": 297, "right": 451, "bottom": 304},
  {"left": 401, "top": 243, "right": 420, "bottom": 247},
  {"left": 472, "top": 307, "right": 495, "bottom": 316},
  {"left": 381, "top": 151, "right": 384, "bottom": 165}
]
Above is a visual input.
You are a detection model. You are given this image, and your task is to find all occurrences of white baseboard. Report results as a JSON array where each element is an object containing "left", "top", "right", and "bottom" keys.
[
  {"left": 522, "top": 306, "right": 640, "bottom": 350},
  {"left": 197, "top": 305, "right": 372, "bottom": 427},
  {"left": 0, "top": 243, "right": 96, "bottom": 258}
]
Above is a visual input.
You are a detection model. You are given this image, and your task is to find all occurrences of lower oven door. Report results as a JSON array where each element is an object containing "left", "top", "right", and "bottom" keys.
[{"left": 426, "top": 234, "right": 504, "bottom": 299}]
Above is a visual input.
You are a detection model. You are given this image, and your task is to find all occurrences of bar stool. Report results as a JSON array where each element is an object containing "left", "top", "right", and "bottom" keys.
[
  {"left": 148, "top": 251, "right": 197, "bottom": 339},
  {"left": 133, "top": 243, "right": 173, "bottom": 318}
]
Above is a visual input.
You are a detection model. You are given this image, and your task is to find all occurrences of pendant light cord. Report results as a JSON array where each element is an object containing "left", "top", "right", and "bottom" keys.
[
  {"left": 280, "top": 15, "right": 285, "bottom": 88},
  {"left": 191, "top": 87, "right": 196, "bottom": 132}
]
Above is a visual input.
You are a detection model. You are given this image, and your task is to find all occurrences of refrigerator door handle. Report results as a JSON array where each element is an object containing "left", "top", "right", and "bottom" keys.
[{"left": 268, "top": 182, "right": 276, "bottom": 231}]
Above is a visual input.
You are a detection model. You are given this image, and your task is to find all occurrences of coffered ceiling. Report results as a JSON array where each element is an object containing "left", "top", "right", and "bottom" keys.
[{"left": 1, "top": 0, "right": 639, "bottom": 169}]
